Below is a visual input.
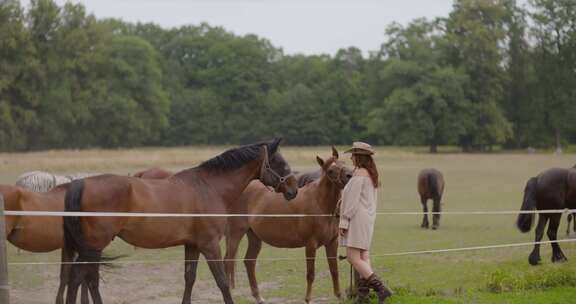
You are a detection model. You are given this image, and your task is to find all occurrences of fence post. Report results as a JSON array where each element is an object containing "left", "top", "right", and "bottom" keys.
[{"left": 0, "top": 194, "right": 10, "bottom": 304}]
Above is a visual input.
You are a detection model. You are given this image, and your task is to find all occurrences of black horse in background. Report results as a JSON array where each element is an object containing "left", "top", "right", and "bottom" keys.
[
  {"left": 516, "top": 168, "right": 576, "bottom": 265},
  {"left": 418, "top": 168, "right": 445, "bottom": 230},
  {"left": 565, "top": 164, "right": 576, "bottom": 236}
]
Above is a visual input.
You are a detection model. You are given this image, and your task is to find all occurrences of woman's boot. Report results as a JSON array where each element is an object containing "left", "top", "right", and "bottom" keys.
[
  {"left": 355, "top": 277, "right": 370, "bottom": 304},
  {"left": 366, "top": 273, "right": 392, "bottom": 303}
]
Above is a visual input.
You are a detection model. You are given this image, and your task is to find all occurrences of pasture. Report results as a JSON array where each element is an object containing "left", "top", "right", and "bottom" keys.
[{"left": 2, "top": 146, "right": 576, "bottom": 303}]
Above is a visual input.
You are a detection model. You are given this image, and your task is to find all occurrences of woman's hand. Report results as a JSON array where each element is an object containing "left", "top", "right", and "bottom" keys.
[{"left": 339, "top": 228, "right": 347, "bottom": 236}]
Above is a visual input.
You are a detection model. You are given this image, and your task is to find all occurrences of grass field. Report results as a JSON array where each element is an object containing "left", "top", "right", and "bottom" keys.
[{"left": 2, "top": 146, "right": 576, "bottom": 303}]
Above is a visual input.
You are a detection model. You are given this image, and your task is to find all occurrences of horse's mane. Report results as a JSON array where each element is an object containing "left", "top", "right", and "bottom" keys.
[{"left": 196, "top": 139, "right": 281, "bottom": 173}]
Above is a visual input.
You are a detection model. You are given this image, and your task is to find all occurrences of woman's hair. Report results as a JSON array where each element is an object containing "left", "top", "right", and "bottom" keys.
[{"left": 353, "top": 154, "right": 379, "bottom": 188}]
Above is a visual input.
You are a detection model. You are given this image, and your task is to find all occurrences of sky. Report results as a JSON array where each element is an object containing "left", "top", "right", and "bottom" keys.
[{"left": 28, "top": 0, "right": 458, "bottom": 56}]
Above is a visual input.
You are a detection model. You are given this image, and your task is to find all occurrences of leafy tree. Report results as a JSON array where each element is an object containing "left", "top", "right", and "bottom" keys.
[
  {"left": 364, "top": 20, "right": 472, "bottom": 152},
  {"left": 528, "top": 0, "right": 576, "bottom": 152},
  {"left": 500, "top": 0, "right": 538, "bottom": 149},
  {"left": 164, "top": 88, "right": 225, "bottom": 145},
  {"left": 445, "top": 0, "right": 513, "bottom": 151},
  {"left": 0, "top": 0, "right": 37, "bottom": 150},
  {"left": 88, "top": 35, "right": 169, "bottom": 147}
]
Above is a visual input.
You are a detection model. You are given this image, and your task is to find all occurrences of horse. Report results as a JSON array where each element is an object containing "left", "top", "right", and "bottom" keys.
[
  {"left": 4, "top": 169, "right": 166, "bottom": 304},
  {"left": 1, "top": 183, "right": 90, "bottom": 304},
  {"left": 567, "top": 213, "right": 576, "bottom": 236},
  {"left": 516, "top": 168, "right": 576, "bottom": 265},
  {"left": 15, "top": 171, "right": 98, "bottom": 192},
  {"left": 417, "top": 168, "right": 445, "bottom": 229},
  {"left": 292, "top": 148, "right": 340, "bottom": 188},
  {"left": 131, "top": 167, "right": 173, "bottom": 179},
  {"left": 62, "top": 138, "right": 298, "bottom": 304},
  {"left": 294, "top": 170, "right": 322, "bottom": 188},
  {"left": 565, "top": 163, "right": 576, "bottom": 236},
  {"left": 224, "top": 147, "right": 352, "bottom": 304}
]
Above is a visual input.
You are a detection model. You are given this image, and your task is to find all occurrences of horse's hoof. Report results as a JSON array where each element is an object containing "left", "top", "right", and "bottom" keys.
[
  {"left": 552, "top": 254, "right": 568, "bottom": 263},
  {"left": 431, "top": 225, "right": 439, "bottom": 230},
  {"left": 256, "top": 297, "right": 266, "bottom": 304},
  {"left": 421, "top": 224, "right": 429, "bottom": 229},
  {"left": 528, "top": 255, "right": 541, "bottom": 266}
]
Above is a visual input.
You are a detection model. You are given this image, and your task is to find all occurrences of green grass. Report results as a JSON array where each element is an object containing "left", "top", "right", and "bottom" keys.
[{"left": 3, "top": 146, "right": 576, "bottom": 303}]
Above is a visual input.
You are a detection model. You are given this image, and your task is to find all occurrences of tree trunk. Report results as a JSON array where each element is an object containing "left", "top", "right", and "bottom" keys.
[{"left": 555, "top": 128, "right": 562, "bottom": 155}]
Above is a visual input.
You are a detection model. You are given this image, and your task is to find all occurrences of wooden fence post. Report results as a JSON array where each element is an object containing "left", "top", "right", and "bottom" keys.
[{"left": 0, "top": 194, "right": 10, "bottom": 304}]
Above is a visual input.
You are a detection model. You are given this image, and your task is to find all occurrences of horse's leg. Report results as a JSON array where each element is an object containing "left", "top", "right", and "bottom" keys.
[
  {"left": 225, "top": 224, "right": 248, "bottom": 289},
  {"left": 304, "top": 242, "right": 318, "bottom": 304},
  {"left": 201, "top": 241, "right": 234, "bottom": 304},
  {"left": 182, "top": 244, "right": 200, "bottom": 304},
  {"left": 432, "top": 197, "right": 441, "bottom": 230},
  {"left": 244, "top": 230, "right": 265, "bottom": 304},
  {"left": 80, "top": 284, "right": 89, "bottom": 304},
  {"left": 420, "top": 197, "right": 429, "bottom": 229},
  {"left": 325, "top": 238, "right": 341, "bottom": 300},
  {"left": 548, "top": 213, "right": 568, "bottom": 263},
  {"left": 566, "top": 213, "right": 572, "bottom": 236},
  {"left": 529, "top": 214, "right": 548, "bottom": 266},
  {"left": 573, "top": 212, "right": 576, "bottom": 233}
]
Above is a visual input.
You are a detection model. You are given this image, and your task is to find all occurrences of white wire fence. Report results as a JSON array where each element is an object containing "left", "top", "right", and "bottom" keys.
[{"left": 3, "top": 208, "right": 576, "bottom": 266}]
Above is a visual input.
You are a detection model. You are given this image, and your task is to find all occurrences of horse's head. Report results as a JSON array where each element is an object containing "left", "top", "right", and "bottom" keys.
[
  {"left": 259, "top": 138, "right": 298, "bottom": 200},
  {"left": 315, "top": 146, "right": 353, "bottom": 189}
]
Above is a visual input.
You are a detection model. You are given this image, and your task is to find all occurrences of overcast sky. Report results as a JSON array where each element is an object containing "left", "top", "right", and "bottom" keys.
[{"left": 29, "top": 0, "right": 458, "bottom": 55}]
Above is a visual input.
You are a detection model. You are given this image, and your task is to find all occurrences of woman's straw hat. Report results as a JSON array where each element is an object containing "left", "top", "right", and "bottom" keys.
[{"left": 344, "top": 141, "right": 375, "bottom": 155}]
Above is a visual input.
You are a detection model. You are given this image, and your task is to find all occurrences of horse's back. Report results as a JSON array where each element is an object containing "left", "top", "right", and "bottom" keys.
[
  {"left": 534, "top": 168, "right": 572, "bottom": 209},
  {"left": 418, "top": 168, "right": 444, "bottom": 198},
  {"left": 133, "top": 167, "right": 173, "bottom": 179},
  {"left": 295, "top": 170, "right": 322, "bottom": 188}
]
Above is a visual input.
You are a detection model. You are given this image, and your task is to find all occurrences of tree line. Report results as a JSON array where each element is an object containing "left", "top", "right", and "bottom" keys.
[{"left": 0, "top": 0, "right": 575, "bottom": 152}]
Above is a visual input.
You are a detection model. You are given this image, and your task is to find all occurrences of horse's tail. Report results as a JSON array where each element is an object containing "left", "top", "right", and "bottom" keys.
[
  {"left": 64, "top": 179, "right": 89, "bottom": 258},
  {"left": 63, "top": 180, "right": 98, "bottom": 261},
  {"left": 428, "top": 172, "right": 440, "bottom": 201},
  {"left": 516, "top": 177, "right": 538, "bottom": 233},
  {"left": 64, "top": 179, "right": 124, "bottom": 267}
]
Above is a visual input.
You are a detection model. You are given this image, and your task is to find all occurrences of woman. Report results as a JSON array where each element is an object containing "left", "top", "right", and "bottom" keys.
[{"left": 339, "top": 142, "right": 392, "bottom": 303}]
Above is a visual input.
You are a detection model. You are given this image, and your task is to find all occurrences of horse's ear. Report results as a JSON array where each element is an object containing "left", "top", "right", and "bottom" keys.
[
  {"left": 332, "top": 146, "right": 339, "bottom": 159},
  {"left": 316, "top": 156, "right": 325, "bottom": 168},
  {"left": 269, "top": 137, "right": 282, "bottom": 154}
]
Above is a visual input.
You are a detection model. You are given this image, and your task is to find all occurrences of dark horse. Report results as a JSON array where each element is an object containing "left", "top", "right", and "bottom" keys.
[
  {"left": 62, "top": 139, "right": 298, "bottom": 304},
  {"left": 225, "top": 147, "right": 352, "bottom": 303},
  {"left": 417, "top": 168, "right": 445, "bottom": 229},
  {"left": 516, "top": 167, "right": 576, "bottom": 265},
  {"left": 566, "top": 164, "right": 576, "bottom": 236}
]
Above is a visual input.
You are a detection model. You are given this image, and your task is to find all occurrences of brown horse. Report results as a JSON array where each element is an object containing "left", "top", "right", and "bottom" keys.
[
  {"left": 224, "top": 148, "right": 352, "bottom": 304},
  {"left": 1, "top": 183, "right": 91, "bottom": 304},
  {"left": 517, "top": 167, "right": 576, "bottom": 265},
  {"left": 417, "top": 168, "right": 445, "bottom": 230},
  {"left": 63, "top": 139, "right": 298, "bottom": 304},
  {"left": 3, "top": 169, "right": 175, "bottom": 304},
  {"left": 131, "top": 167, "right": 173, "bottom": 179}
]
